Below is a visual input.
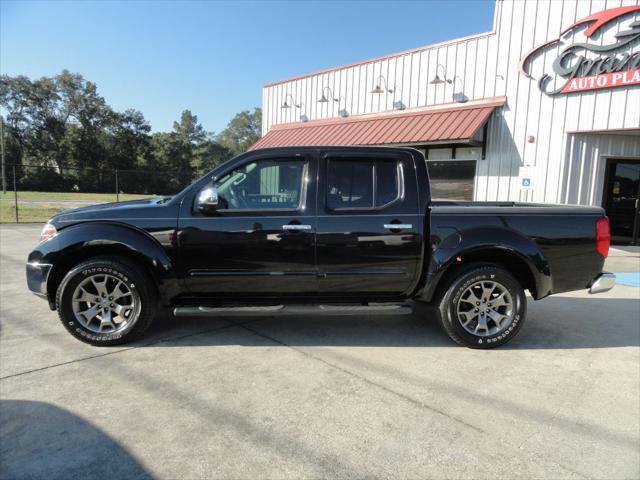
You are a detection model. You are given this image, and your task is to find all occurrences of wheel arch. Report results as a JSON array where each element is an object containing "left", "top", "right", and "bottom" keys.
[
  {"left": 429, "top": 248, "right": 539, "bottom": 303},
  {"left": 30, "top": 222, "right": 180, "bottom": 308},
  {"left": 417, "top": 227, "right": 552, "bottom": 302}
]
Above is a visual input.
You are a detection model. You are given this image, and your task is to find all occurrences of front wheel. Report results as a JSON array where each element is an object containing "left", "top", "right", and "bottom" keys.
[
  {"left": 56, "top": 256, "right": 156, "bottom": 346},
  {"left": 435, "top": 265, "right": 527, "bottom": 349}
]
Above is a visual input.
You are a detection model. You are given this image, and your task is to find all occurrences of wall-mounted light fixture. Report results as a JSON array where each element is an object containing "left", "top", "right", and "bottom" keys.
[
  {"left": 429, "top": 64, "right": 452, "bottom": 85},
  {"left": 318, "top": 87, "right": 349, "bottom": 117},
  {"left": 281, "top": 93, "right": 301, "bottom": 109},
  {"left": 371, "top": 75, "right": 395, "bottom": 94},
  {"left": 451, "top": 76, "right": 468, "bottom": 103},
  {"left": 336, "top": 97, "right": 348, "bottom": 117},
  {"left": 296, "top": 102, "right": 308, "bottom": 122},
  {"left": 318, "top": 86, "right": 339, "bottom": 104},
  {"left": 392, "top": 85, "right": 405, "bottom": 110},
  {"left": 281, "top": 94, "right": 308, "bottom": 122},
  {"left": 372, "top": 77, "right": 405, "bottom": 110}
]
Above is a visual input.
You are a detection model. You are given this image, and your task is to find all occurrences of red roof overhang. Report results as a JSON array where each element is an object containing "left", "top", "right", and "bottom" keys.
[{"left": 250, "top": 97, "right": 506, "bottom": 151}]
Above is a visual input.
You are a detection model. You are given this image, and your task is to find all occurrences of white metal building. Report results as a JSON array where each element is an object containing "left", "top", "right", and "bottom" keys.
[{"left": 255, "top": 0, "right": 640, "bottom": 244}]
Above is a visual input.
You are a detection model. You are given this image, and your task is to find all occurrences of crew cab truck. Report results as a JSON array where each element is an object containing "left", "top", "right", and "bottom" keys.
[{"left": 26, "top": 146, "right": 615, "bottom": 348}]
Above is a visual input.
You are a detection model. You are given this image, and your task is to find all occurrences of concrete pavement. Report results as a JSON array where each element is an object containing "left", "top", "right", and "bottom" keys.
[{"left": 1, "top": 224, "right": 639, "bottom": 479}]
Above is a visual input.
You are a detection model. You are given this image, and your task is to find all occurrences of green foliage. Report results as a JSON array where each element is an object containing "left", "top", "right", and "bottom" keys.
[
  {"left": 173, "top": 110, "right": 206, "bottom": 145},
  {"left": 0, "top": 71, "right": 261, "bottom": 194},
  {"left": 217, "top": 108, "right": 262, "bottom": 156}
]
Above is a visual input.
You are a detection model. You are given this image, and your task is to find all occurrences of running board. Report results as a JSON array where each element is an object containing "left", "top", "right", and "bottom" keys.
[{"left": 173, "top": 303, "right": 413, "bottom": 317}]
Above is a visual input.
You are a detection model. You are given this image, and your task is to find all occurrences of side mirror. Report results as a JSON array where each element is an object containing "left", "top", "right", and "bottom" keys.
[{"left": 197, "top": 185, "right": 219, "bottom": 213}]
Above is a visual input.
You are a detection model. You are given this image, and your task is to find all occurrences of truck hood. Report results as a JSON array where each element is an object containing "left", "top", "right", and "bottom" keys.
[{"left": 50, "top": 197, "right": 173, "bottom": 226}]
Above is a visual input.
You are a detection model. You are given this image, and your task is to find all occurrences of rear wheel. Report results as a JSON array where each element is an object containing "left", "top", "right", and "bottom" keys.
[
  {"left": 435, "top": 265, "right": 526, "bottom": 348},
  {"left": 56, "top": 256, "right": 156, "bottom": 346}
]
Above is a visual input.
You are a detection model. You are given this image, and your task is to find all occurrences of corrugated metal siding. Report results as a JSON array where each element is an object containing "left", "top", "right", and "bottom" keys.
[
  {"left": 262, "top": 29, "right": 502, "bottom": 133},
  {"left": 562, "top": 133, "right": 640, "bottom": 205},
  {"left": 262, "top": 0, "right": 640, "bottom": 206},
  {"left": 479, "top": 0, "right": 640, "bottom": 205}
]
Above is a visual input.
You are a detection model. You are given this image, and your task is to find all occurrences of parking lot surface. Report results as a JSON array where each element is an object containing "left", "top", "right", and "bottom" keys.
[{"left": 1, "top": 224, "right": 639, "bottom": 479}]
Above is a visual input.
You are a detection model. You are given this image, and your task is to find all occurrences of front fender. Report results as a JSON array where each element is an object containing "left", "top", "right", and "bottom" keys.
[
  {"left": 28, "top": 222, "right": 180, "bottom": 304},
  {"left": 420, "top": 226, "right": 552, "bottom": 301}
]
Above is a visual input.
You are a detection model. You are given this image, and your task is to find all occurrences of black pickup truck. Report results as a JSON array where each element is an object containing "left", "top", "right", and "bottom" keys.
[{"left": 26, "top": 146, "right": 615, "bottom": 348}]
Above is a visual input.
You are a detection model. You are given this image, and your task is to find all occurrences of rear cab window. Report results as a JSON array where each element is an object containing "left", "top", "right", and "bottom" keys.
[{"left": 326, "top": 158, "right": 402, "bottom": 211}]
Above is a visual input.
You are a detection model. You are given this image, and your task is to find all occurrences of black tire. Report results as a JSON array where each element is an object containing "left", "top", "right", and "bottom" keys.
[
  {"left": 435, "top": 265, "right": 526, "bottom": 349},
  {"left": 56, "top": 256, "right": 157, "bottom": 346}
]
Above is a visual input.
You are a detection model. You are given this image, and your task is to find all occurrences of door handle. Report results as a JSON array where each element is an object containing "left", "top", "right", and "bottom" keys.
[
  {"left": 282, "top": 224, "right": 312, "bottom": 231},
  {"left": 384, "top": 224, "right": 413, "bottom": 230}
]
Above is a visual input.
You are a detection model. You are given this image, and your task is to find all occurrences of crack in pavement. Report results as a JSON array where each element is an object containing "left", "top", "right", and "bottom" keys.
[
  {"left": 0, "top": 312, "right": 619, "bottom": 478},
  {"left": 237, "top": 323, "right": 485, "bottom": 434},
  {"left": 0, "top": 318, "right": 262, "bottom": 381},
  {"left": 236, "top": 323, "right": 592, "bottom": 480}
]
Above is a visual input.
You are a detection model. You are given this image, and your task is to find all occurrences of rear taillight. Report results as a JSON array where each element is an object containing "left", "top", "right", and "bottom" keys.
[{"left": 596, "top": 217, "right": 610, "bottom": 257}]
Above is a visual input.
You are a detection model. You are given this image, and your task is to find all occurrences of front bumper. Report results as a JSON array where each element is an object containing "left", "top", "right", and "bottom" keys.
[
  {"left": 26, "top": 262, "right": 53, "bottom": 299},
  {"left": 588, "top": 273, "right": 616, "bottom": 294}
]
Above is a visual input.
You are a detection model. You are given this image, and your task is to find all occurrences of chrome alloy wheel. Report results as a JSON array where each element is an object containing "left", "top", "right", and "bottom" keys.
[
  {"left": 71, "top": 273, "right": 140, "bottom": 334},
  {"left": 456, "top": 280, "right": 514, "bottom": 337}
]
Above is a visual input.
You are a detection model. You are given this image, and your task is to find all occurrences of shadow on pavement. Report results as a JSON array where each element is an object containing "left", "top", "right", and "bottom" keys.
[
  {"left": 0, "top": 400, "right": 152, "bottom": 480},
  {"left": 145, "top": 296, "right": 640, "bottom": 350}
]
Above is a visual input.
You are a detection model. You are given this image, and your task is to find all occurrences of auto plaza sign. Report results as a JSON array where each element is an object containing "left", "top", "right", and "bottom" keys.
[{"left": 520, "top": 5, "right": 640, "bottom": 95}]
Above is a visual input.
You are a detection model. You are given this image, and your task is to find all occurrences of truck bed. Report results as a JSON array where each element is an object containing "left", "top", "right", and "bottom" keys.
[
  {"left": 428, "top": 201, "right": 606, "bottom": 298},
  {"left": 430, "top": 200, "right": 604, "bottom": 215}
]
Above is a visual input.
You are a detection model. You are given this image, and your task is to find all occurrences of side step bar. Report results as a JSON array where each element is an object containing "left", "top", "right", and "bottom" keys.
[{"left": 173, "top": 303, "right": 413, "bottom": 317}]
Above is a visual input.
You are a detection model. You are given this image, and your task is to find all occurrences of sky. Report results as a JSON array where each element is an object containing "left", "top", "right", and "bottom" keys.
[{"left": 1, "top": 0, "right": 495, "bottom": 134}]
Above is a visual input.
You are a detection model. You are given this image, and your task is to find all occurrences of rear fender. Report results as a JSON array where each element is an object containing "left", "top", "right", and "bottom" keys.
[{"left": 418, "top": 226, "right": 552, "bottom": 301}]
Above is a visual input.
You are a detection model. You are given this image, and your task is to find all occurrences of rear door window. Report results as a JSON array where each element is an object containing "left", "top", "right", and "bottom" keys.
[{"left": 326, "top": 159, "right": 400, "bottom": 210}]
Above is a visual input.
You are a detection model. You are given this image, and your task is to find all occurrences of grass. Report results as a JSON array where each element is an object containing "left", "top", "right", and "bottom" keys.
[
  {"left": 0, "top": 190, "right": 154, "bottom": 223},
  {"left": 0, "top": 203, "right": 62, "bottom": 223},
  {"left": 0, "top": 190, "right": 151, "bottom": 202}
]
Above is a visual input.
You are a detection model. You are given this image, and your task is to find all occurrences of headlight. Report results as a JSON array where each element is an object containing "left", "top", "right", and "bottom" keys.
[{"left": 40, "top": 223, "right": 57, "bottom": 242}]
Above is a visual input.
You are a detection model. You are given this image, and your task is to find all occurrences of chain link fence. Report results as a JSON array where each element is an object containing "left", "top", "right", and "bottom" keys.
[{"left": 0, "top": 163, "right": 202, "bottom": 223}]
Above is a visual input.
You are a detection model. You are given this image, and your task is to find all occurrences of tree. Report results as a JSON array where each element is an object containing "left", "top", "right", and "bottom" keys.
[
  {"left": 0, "top": 70, "right": 115, "bottom": 175},
  {"left": 0, "top": 71, "right": 258, "bottom": 194},
  {"left": 0, "top": 75, "right": 35, "bottom": 167},
  {"left": 216, "top": 108, "right": 261, "bottom": 156},
  {"left": 192, "top": 136, "right": 232, "bottom": 173},
  {"left": 173, "top": 110, "right": 206, "bottom": 145},
  {"left": 107, "top": 109, "right": 151, "bottom": 170},
  {"left": 146, "top": 110, "right": 210, "bottom": 193},
  {"left": 146, "top": 132, "right": 191, "bottom": 194}
]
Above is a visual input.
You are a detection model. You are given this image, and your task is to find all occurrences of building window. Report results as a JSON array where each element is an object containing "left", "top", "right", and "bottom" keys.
[{"left": 427, "top": 160, "right": 476, "bottom": 201}]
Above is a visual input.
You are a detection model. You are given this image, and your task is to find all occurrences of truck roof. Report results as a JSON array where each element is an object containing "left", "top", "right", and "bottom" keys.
[{"left": 248, "top": 145, "right": 422, "bottom": 156}]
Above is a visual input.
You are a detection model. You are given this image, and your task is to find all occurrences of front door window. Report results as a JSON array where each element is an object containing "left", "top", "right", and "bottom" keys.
[{"left": 213, "top": 159, "right": 307, "bottom": 210}]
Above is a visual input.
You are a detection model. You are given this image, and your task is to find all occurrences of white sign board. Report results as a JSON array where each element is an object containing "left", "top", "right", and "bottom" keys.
[{"left": 519, "top": 167, "right": 534, "bottom": 190}]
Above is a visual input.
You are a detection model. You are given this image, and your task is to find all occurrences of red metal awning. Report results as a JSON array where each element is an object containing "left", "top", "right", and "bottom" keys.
[{"left": 250, "top": 97, "right": 505, "bottom": 151}]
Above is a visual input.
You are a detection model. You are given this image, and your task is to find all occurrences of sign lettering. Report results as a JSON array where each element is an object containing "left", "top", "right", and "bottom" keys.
[{"left": 520, "top": 6, "right": 640, "bottom": 96}]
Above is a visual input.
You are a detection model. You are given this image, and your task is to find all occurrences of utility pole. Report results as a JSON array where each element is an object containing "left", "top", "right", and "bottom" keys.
[
  {"left": 1, "top": 115, "right": 6, "bottom": 194},
  {"left": 115, "top": 169, "right": 119, "bottom": 202}
]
